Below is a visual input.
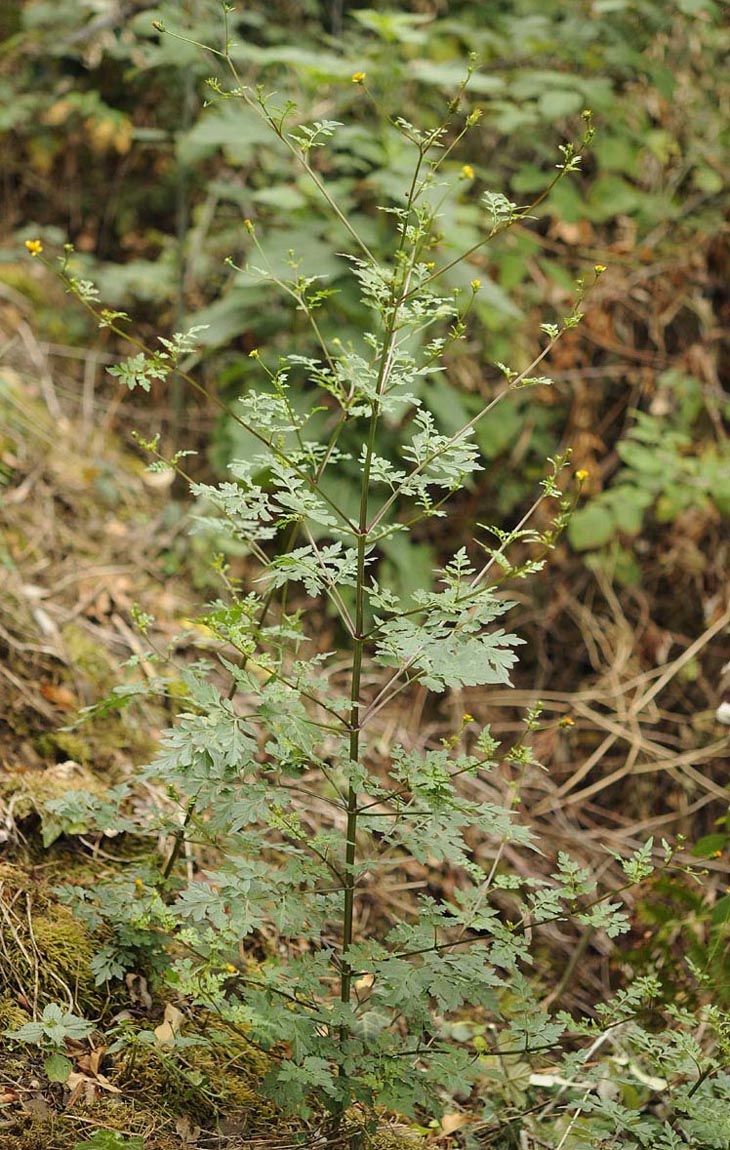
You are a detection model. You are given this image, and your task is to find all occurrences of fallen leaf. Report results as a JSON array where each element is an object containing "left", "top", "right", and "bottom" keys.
[
  {"left": 66, "top": 1070, "right": 120, "bottom": 1096},
  {"left": 125, "top": 973, "right": 153, "bottom": 1011},
  {"left": 40, "top": 684, "right": 77, "bottom": 710},
  {"left": 441, "top": 1112, "right": 469, "bottom": 1135},
  {"left": 23, "top": 1095, "right": 53, "bottom": 1121},
  {"left": 176, "top": 1115, "right": 201, "bottom": 1145},
  {"left": 65, "top": 1072, "right": 92, "bottom": 1108},
  {"left": 154, "top": 1003, "right": 185, "bottom": 1048}
]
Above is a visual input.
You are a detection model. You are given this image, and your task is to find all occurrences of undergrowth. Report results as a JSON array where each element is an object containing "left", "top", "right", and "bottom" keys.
[{"left": 6, "top": 7, "right": 730, "bottom": 1149}]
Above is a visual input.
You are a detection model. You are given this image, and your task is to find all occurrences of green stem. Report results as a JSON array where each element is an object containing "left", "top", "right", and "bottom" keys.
[
  {"left": 338, "top": 151, "right": 425, "bottom": 1064},
  {"left": 340, "top": 399, "right": 383, "bottom": 1012}
]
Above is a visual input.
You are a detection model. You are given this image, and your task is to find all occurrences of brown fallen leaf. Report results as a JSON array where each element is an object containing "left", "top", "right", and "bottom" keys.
[
  {"left": 125, "top": 972, "right": 153, "bottom": 1011},
  {"left": 76, "top": 1046, "right": 106, "bottom": 1077},
  {"left": 176, "top": 1115, "right": 202, "bottom": 1145},
  {"left": 40, "top": 683, "right": 77, "bottom": 711},
  {"left": 66, "top": 1070, "right": 121, "bottom": 1097},
  {"left": 440, "top": 1112, "right": 470, "bottom": 1135},
  {"left": 154, "top": 1003, "right": 185, "bottom": 1048},
  {"left": 22, "top": 1095, "right": 53, "bottom": 1121},
  {"left": 88, "top": 1046, "right": 106, "bottom": 1077}
]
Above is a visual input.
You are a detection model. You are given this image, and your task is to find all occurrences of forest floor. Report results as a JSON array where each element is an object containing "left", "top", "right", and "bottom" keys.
[{"left": 1, "top": 258, "right": 729, "bottom": 1149}]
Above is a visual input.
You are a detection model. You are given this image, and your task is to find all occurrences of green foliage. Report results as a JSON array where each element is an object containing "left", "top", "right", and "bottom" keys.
[
  {"left": 74, "top": 1133, "right": 144, "bottom": 1150},
  {"left": 569, "top": 370, "right": 730, "bottom": 561},
  {"left": 7, "top": 0, "right": 728, "bottom": 588},
  {"left": 14, "top": 3, "right": 730, "bottom": 1144},
  {"left": 7, "top": 1001, "right": 94, "bottom": 1046},
  {"left": 6, "top": 1002, "right": 94, "bottom": 1084}
]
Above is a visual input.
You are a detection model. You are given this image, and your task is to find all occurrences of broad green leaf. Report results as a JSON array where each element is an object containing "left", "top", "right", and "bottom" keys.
[
  {"left": 44, "top": 1052, "right": 73, "bottom": 1082},
  {"left": 568, "top": 504, "right": 615, "bottom": 550}
]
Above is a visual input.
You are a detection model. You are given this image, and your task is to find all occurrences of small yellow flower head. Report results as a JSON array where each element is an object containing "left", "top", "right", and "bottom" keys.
[
  {"left": 470, "top": 279, "right": 481, "bottom": 292},
  {"left": 225, "top": 963, "right": 238, "bottom": 974},
  {"left": 151, "top": 19, "right": 165, "bottom": 32},
  {"left": 712, "top": 850, "right": 723, "bottom": 859},
  {"left": 244, "top": 218, "right": 254, "bottom": 232},
  {"left": 351, "top": 71, "right": 367, "bottom": 84},
  {"left": 593, "top": 264, "right": 606, "bottom": 275},
  {"left": 462, "top": 713, "right": 474, "bottom": 724},
  {"left": 24, "top": 239, "right": 43, "bottom": 257},
  {"left": 582, "top": 108, "right": 592, "bottom": 120},
  {"left": 249, "top": 348, "right": 260, "bottom": 359},
  {"left": 559, "top": 716, "right": 575, "bottom": 729},
  {"left": 576, "top": 469, "right": 589, "bottom": 482},
  {"left": 460, "top": 164, "right": 475, "bottom": 180},
  {"left": 425, "top": 261, "right": 436, "bottom": 271}
]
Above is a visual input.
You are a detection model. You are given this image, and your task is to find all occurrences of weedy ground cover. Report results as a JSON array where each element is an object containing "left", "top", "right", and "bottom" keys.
[{"left": 2, "top": 6, "right": 730, "bottom": 1150}]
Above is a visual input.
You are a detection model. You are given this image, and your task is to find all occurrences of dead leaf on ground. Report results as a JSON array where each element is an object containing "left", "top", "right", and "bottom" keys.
[
  {"left": 176, "top": 1115, "right": 202, "bottom": 1145},
  {"left": 440, "top": 1112, "right": 470, "bottom": 1135},
  {"left": 40, "top": 683, "right": 77, "bottom": 710},
  {"left": 154, "top": 1002, "right": 185, "bottom": 1048},
  {"left": 22, "top": 1095, "right": 53, "bottom": 1120}
]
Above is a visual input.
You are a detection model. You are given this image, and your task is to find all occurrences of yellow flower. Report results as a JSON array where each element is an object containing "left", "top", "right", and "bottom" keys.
[
  {"left": 351, "top": 71, "right": 367, "bottom": 84},
  {"left": 593, "top": 264, "right": 606, "bottom": 274},
  {"left": 462, "top": 713, "right": 474, "bottom": 724},
  {"left": 225, "top": 963, "right": 238, "bottom": 974},
  {"left": 249, "top": 348, "right": 260, "bottom": 359},
  {"left": 559, "top": 716, "right": 575, "bottom": 728},
  {"left": 470, "top": 279, "right": 481, "bottom": 292},
  {"left": 24, "top": 239, "right": 43, "bottom": 257},
  {"left": 460, "top": 164, "right": 475, "bottom": 180},
  {"left": 576, "top": 469, "right": 589, "bottom": 482}
]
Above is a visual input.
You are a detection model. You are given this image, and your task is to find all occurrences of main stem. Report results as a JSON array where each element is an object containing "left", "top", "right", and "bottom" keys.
[
  {"left": 334, "top": 156, "right": 425, "bottom": 1123},
  {"left": 339, "top": 409, "right": 381, "bottom": 1015},
  {"left": 338, "top": 279, "right": 411, "bottom": 1024}
]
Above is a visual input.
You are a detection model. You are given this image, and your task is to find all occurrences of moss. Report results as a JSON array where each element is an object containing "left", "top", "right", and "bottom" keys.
[
  {"left": 33, "top": 729, "right": 92, "bottom": 765},
  {"left": 0, "top": 861, "right": 100, "bottom": 1016},
  {"left": 116, "top": 1024, "right": 276, "bottom": 1130},
  {"left": 33, "top": 908, "right": 98, "bottom": 1002},
  {"left": 0, "top": 998, "right": 30, "bottom": 1036},
  {"left": 3, "top": 761, "right": 109, "bottom": 847},
  {"left": 368, "top": 1130, "right": 421, "bottom": 1149},
  {"left": 0, "top": 1098, "right": 182, "bottom": 1150}
]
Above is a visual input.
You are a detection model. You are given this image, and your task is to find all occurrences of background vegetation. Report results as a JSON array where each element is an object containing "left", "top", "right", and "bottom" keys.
[{"left": 1, "top": 0, "right": 729, "bottom": 1147}]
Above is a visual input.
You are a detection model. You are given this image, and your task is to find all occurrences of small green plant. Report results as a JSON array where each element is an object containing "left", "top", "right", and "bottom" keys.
[
  {"left": 568, "top": 368, "right": 730, "bottom": 572},
  {"left": 6, "top": 1001, "right": 94, "bottom": 1083},
  {"left": 74, "top": 1133, "right": 144, "bottom": 1150},
  {"left": 27, "top": 8, "right": 730, "bottom": 1146}
]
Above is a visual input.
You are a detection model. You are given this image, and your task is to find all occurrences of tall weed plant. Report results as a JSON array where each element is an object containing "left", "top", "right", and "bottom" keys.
[{"left": 25, "top": 9, "right": 730, "bottom": 1146}]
